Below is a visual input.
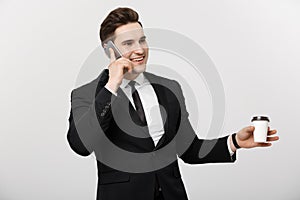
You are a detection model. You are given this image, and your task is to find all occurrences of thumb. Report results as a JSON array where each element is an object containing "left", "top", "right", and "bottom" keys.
[
  {"left": 238, "top": 126, "right": 254, "bottom": 140},
  {"left": 245, "top": 126, "right": 255, "bottom": 133}
]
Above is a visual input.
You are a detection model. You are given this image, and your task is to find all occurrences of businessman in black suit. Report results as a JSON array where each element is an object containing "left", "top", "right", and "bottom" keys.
[{"left": 67, "top": 7, "right": 279, "bottom": 200}]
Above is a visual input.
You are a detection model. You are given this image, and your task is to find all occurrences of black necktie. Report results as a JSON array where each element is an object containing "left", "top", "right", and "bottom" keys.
[{"left": 128, "top": 81, "right": 147, "bottom": 126}]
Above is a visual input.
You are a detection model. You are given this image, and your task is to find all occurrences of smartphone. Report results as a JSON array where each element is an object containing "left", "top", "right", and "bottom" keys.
[{"left": 104, "top": 40, "right": 122, "bottom": 59}]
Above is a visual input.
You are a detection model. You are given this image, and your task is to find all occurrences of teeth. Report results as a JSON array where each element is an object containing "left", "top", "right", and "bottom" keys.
[{"left": 132, "top": 57, "right": 143, "bottom": 62}]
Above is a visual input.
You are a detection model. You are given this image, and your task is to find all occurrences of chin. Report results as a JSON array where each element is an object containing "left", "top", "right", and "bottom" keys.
[
  {"left": 124, "top": 64, "right": 146, "bottom": 80},
  {"left": 132, "top": 64, "right": 146, "bottom": 74}
]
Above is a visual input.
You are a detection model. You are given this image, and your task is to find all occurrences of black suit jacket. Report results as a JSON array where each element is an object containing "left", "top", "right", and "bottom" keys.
[{"left": 67, "top": 69, "right": 236, "bottom": 200}]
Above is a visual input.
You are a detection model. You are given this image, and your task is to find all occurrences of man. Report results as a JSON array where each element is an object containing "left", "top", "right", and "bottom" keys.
[{"left": 67, "top": 7, "right": 279, "bottom": 200}]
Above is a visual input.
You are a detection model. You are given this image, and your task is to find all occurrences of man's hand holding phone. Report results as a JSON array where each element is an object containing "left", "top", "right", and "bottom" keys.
[{"left": 105, "top": 48, "right": 134, "bottom": 93}]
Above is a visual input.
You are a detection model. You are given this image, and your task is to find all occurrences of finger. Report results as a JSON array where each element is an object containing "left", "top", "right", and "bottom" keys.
[
  {"left": 267, "top": 136, "right": 279, "bottom": 142},
  {"left": 127, "top": 64, "right": 133, "bottom": 72},
  {"left": 256, "top": 142, "right": 272, "bottom": 147},
  {"left": 109, "top": 48, "right": 116, "bottom": 63},
  {"left": 118, "top": 59, "right": 131, "bottom": 66},
  {"left": 268, "top": 129, "right": 277, "bottom": 135},
  {"left": 118, "top": 59, "right": 133, "bottom": 73}
]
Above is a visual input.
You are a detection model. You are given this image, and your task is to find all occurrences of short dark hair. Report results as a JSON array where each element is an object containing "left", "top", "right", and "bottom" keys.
[{"left": 99, "top": 7, "right": 143, "bottom": 46}]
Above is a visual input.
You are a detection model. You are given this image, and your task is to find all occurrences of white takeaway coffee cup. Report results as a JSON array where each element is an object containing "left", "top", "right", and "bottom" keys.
[{"left": 251, "top": 116, "right": 270, "bottom": 143}]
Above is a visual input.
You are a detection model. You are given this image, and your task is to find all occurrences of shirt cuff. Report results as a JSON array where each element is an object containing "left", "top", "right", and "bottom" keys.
[
  {"left": 227, "top": 135, "right": 235, "bottom": 156},
  {"left": 104, "top": 85, "right": 118, "bottom": 96}
]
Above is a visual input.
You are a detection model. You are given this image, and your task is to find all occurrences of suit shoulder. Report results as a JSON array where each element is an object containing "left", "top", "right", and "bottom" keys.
[
  {"left": 71, "top": 77, "right": 99, "bottom": 99},
  {"left": 144, "top": 72, "right": 180, "bottom": 87},
  {"left": 70, "top": 69, "right": 108, "bottom": 99},
  {"left": 72, "top": 77, "right": 99, "bottom": 93}
]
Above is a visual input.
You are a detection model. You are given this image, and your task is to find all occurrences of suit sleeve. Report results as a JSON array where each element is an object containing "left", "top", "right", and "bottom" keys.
[
  {"left": 173, "top": 81, "right": 236, "bottom": 164},
  {"left": 66, "top": 71, "right": 116, "bottom": 156}
]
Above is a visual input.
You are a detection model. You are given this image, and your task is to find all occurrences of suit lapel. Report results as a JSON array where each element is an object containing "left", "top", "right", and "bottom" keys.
[
  {"left": 96, "top": 69, "right": 173, "bottom": 151},
  {"left": 144, "top": 72, "right": 172, "bottom": 150},
  {"left": 115, "top": 87, "right": 154, "bottom": 142}
]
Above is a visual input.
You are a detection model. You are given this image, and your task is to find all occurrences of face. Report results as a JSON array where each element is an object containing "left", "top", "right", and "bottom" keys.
[{"left": 113, "top": 22, "right": 149, "bottom": 77}]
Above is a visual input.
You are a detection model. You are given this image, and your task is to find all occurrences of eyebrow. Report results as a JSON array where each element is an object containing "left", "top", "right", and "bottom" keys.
[
  {"left": 121, "top": 39, "right": 134, "bottom": 45},
  {"left": 121, "top": 36, "right": 147, "bottom": 45}
]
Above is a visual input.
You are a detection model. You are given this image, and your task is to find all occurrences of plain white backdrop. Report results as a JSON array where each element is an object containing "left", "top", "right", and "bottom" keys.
[{"left": 0, "top": 0, "right": 299, "bottom": 199}]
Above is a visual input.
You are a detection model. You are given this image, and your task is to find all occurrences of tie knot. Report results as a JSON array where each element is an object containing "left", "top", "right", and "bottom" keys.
[
  {"left": 128, "top": 81, "right": 136, "bottom": 88},
  {"left": 128, "top": 81, "right": 137, "bottom": 94}
]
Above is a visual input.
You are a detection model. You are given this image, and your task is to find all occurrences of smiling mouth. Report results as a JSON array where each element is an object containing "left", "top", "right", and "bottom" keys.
[{"left": 130, "top": 56, "right": 145, "bottom": 63}]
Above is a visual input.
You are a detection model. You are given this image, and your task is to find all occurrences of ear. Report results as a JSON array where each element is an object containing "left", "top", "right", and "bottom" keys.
[
  {"left": 102, "top": 43, "right": 107, "bottom": 49},
  {"left": 103, "top": 43, "right": 111, "bottom": 58}
]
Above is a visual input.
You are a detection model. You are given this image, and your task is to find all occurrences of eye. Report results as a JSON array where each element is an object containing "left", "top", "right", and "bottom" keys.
[
  {"left": 123, "top": 41, "right": 133, "bottom": 46},
  {"left": 139, "top": 37, "right": 147, "bottom": 44}
]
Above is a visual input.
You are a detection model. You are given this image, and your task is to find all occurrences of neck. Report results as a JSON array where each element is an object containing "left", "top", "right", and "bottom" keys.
[{"left": 124, "top": 72, "right": 140, "bottom": 80}]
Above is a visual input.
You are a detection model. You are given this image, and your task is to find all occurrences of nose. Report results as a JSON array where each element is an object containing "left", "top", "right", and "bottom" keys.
[
  {"left": 132, "top": 42, "right": 145, "bottom": 54},
  {"left": 134, "top": 47, "right": 144, "bottom": 54}
]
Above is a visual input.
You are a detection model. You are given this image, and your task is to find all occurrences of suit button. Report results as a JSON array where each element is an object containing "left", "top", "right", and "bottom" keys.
[{"left": 158, "top": 187, "right": 162, "bottom": 191}]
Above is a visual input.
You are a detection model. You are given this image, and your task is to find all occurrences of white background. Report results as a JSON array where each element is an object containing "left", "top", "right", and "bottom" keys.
[{"left": 0, "top": 0, "right": 299, "bottom": 199}]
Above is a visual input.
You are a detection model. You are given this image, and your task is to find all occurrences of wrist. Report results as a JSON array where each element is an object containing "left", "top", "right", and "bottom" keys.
[
  {"left": 229, "top": 135, "right": 237, "bottom": 152},
  {"left": 105, "top": 80, "right": 120, "bottom": 93},
  {"left": 232, "top": 133, "right": 241, "bottom": 149}
]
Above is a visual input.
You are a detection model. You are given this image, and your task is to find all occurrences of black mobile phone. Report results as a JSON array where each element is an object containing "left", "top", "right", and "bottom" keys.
[{"left": 104, "top": 40, "right": 122, "bottom": 59}]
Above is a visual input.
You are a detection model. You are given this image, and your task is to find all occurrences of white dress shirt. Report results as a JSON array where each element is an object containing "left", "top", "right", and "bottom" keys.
[{"left": 105, "top": 73, "right": 235, "bottom": 155}]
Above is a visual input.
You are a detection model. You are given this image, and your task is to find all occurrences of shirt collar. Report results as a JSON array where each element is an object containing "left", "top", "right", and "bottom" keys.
[{"left": 120, "top": 72, "right": 146, "bottom": 89}]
